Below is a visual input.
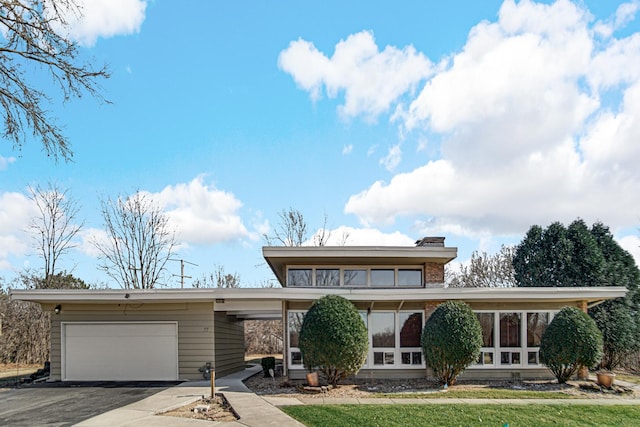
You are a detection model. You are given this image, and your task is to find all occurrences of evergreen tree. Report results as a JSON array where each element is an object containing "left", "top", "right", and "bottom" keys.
[{"left": 514, "top": 219, "right": 640, "bottom": 369}]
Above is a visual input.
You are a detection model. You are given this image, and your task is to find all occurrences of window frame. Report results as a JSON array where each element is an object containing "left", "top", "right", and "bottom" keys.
[
  {"left": 287, "top": 309, "right": 425, "bottom": 370},
  {"left": 472, "top": 310, "right": 555, "bottom": 369},
  {"left": 285, "top": 265, "right": 425, "bottom": 288}
]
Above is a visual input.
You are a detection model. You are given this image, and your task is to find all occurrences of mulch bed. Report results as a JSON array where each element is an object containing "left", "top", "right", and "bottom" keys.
[
  {"left": 243, "top": 371, "right": 638, "bottom": 399},
  {"left": 160, "top": 394, "right": 237, "bottom": 422}
]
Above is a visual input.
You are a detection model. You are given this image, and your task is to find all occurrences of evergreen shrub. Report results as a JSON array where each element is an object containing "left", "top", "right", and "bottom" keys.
[
  {"left": 298, "top": 295, "right": 368, "bottom": 386},
  {"left": 539, "top": 306, "right": 603, "bottom": 383},
  {"left": 421, "top": 301, "right": 482, "bottom": 385}
]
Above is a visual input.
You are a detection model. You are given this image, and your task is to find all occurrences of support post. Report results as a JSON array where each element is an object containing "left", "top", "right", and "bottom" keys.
[
  {"left": 577, "top": 300, "right": 590, "bottom": 380},
  {"left": 211, "top": 369, "right": 215, "bottom": 398}
]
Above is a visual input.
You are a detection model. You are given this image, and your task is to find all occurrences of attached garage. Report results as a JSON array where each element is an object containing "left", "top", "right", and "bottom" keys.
[{"left": 62, "top": 322, "right": 179, "bottom": 381}]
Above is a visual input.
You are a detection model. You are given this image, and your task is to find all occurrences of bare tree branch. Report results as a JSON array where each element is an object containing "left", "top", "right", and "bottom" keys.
[
  {"left": 264, "top": 208, "right": 308, "bottom": 247},
  {"left": 447, "top": 245, "right": 516, "bottom": 288},
  {"left": 28, "top": 182, "right": 82, "bottom": 288},
  {"left": 93, "top": 192, "right": 177, "bottom": 289},
  {"left": 0, "top": 0, "right": 110, "bottom": 161}
]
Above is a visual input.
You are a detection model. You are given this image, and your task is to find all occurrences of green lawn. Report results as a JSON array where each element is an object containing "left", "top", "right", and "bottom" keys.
[{"left": 282, "top": 404, "right": 640, "bottom": 427}]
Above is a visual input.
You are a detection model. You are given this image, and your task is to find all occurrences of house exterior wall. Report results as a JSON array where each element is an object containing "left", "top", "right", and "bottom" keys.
[
  {"left": 283, "top": 299, "right": 587, "bottom": 381},
  {"left": 424, "top": 262, "right": 444, "bottom": 284},
  {"left": 213, "top": 311, "right": 245, "bottom": 377},
  {"left": 47, "top": 302, "right": 214, "bottom": 381}
]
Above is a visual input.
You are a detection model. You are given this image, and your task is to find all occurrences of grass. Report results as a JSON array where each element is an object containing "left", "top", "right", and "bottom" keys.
[
  {"left": 378, "top": 388, "right": 577, "bottom": 399},
  {"left": 282, "top": 404, "right": 640, "bottom": 427}
]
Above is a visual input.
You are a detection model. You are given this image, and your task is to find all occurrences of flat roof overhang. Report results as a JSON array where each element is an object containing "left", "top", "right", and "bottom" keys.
[
  {"left": 263, "top": 245, "right": 458, "bottom": 285},
  {"left": 11, "top": 286, "right": 626, "bottom": 307}
]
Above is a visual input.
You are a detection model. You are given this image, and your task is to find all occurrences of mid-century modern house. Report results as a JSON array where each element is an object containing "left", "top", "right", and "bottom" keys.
[{"left": 11, "top": 237, "right": 626, "bottom": 382}]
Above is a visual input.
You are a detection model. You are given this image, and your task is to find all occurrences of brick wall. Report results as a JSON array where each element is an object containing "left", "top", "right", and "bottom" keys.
[{"left": 424, "top": 262, "right": 444, "bottom": 284}]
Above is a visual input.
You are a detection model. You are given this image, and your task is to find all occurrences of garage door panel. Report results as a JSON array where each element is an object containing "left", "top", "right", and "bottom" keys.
[{"left": 63, "top": 322, "right": 178, "bottom": 381}]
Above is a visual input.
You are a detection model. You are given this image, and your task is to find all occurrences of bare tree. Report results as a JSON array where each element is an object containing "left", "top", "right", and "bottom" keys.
[
  {"left": 264, "top": 208, "right": 336, "bottom": 247},
  {"left": 312, "top": 212, "right": 332, "bottom": 246},
  {"left": 244, "top": 281, "right": 283, "bottom": 355},
  {"left": 0, "top": 274, "right": 50, "bottom": 364},
  {"left": 0, "top": 0, "right": 110, "bottom": 161},
  {"left": 192, "top": 265, "right": 241, "bottom": 288},
  {"left": 93, "top": 192, "right": 177, "bottom": 289},
  {"left": 264, "top": 208, "right": 308, "bottom": 246},
  {"left": 447, "top": 245, "right": 516, "bottom": 288},
  {"left": 28, "top": 183, "right": 82, "bottom": 288}
]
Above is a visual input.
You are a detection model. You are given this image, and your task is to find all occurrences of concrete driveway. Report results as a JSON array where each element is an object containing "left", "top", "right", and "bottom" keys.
[{"left": 0, "top": 382, "right": 179, "bottom": 427}]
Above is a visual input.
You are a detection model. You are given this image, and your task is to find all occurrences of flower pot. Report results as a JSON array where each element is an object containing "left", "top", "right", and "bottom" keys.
[
  {"left": 306, "top": 372, "right": 319, "bottom": 387},
  {"left": 596, "top": 371, "right": 615, "bottom": 389}
]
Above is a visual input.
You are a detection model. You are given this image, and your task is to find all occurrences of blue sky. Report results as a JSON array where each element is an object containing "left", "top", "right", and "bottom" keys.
[{"left": 2, "top": 0, "right": 640, "bottom": 288}]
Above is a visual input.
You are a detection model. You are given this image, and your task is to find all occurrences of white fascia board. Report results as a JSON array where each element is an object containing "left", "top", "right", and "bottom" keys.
[
  {"left": 11, "top": 286, "right": 627, "bottom": 305},
  {"left": 262, "top": 245, "right": 458, "bottom": 259},
  {"left": 10, "top": 288, "right": 219, "bottom": 304}
]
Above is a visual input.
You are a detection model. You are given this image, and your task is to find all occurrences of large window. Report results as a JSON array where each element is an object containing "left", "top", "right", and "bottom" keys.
[
  {"left": 527, "top": 312, "right": 549, "bottom": 365},
  {"left": 287, "top": 309, "right": 424, "bottom": 370},
  {"left": 371, "top": 269, "right": 394, "bottom": 287},
  {"left": 288, "top": 312, "right": 304, "bottom": 366},
  {"left": 288, "top": 269, "right": 311, "bottom": 287},
  {"left": 286, "top": 266, "right": 424, "bottom": 288},
  {"left": 344, "top": 269, "right": 367, "bottom": 286},
  {"left": 398, "top": 269, "right": 422, "bottom": 287},
  {"left": 476, "top": 313, "right": 495, "bottom": 366},
  {"left": 399, "top": 312, "right": 423, "bottom": 365},
  {"left": 473, "top": 310, "right": 554, "bottom": 369},
  {"left": 316, "top": 269, "right": 339, "bottom": 287}
]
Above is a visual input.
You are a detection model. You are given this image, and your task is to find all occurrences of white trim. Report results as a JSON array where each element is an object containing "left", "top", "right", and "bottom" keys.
[
  {"left": 11, "top": 286, "right": 628, "bottom": 305},
  {"left": 471, "top": 310, "right": 557, "bottom": 370}
]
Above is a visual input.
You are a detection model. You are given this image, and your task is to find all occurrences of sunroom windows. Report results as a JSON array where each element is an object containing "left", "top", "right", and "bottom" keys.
[
  {"left": 286, "top": 267, "right": 423, "bottom": 288},
  {"left": 287, "top": 308, "right": 555, "bottom": 372},
  {"left": 475, "top": 311, "right": 553, "bottom": 368},
  {"left": 287, "top": 310, "right": 424, "bottom": 370}
]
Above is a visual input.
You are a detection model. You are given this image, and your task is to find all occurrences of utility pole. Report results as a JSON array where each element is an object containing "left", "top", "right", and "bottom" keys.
[{"left": 169, "top": 259, "right": 198, "bottom": 288}]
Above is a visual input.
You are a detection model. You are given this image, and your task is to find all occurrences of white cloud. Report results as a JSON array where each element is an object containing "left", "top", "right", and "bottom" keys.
[
  {"left": 278, "top": 30, "right": 432, "bottom": 120},
  {"left": 310, "top": 226, "right": 415, "bottom": 246},
  {"left": 342, "top": 144, "right": 353, "bottom": 155},
  {"left": 327, "top": 0, "right": 640, "bottom": 239},
  {"left": 78, "top": 227, "right": 108, "bottom": 257},
  {"left": 52, "top": 0, "right": 147, "bottom": 47},
  {"left": 380, "top": 144, "right": 402, "bottom": 171},
  {"left": 0, "top": 191, "right": 37, "bottom": 269},
  {"left": 148, "top": 176, "right": 253, "bottom": 245},
  {"left": 595, "top": 1, "right": 640, "bottom": 37},
  {"left": 618, "top": 234, "right": 640, "bottom": 267},
  {"left": 0, "top": 155, "right": 15, "bottom": 170}
]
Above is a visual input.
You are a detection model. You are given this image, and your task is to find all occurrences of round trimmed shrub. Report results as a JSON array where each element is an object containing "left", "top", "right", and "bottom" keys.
[
  {"left": 539, "top": 306, "right": 603, "bottom": 383},
  {"left": 421, "top": 301, "right": 482, "bottom": 385},
  {"left": 298, "top": 295, "right": 368, "bottom": 386}
]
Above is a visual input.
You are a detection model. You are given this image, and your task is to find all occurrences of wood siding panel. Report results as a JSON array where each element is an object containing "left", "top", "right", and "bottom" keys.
[
  {"left": 48, "top": 302, "right": 214, "bottom": 381},
  {"left": 214, "top": 312, "right": 244, "bottom": 378}
]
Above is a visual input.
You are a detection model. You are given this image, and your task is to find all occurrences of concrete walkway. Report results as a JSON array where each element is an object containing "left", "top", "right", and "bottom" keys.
[
  {"left": 75, "top": 369, "right": 640, "bottom": 426},
  {"left": 75, "top": 365, "right": 304, "bottom": 427}
]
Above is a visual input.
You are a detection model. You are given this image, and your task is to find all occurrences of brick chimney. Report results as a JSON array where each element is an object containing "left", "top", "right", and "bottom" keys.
[{"left": 415, "top": 236, "right": 445, "bottom": 247}]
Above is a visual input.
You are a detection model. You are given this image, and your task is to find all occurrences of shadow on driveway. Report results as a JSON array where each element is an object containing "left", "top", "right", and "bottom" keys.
[{"left": 0, "top": 381, "right": 181, "bottom": 426}]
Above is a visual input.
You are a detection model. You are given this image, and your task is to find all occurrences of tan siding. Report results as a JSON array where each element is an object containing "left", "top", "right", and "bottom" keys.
[
  {"left": 48, "top": 302, "right": 214, "bottom": 381},
  {"left": 214, "top": 312, "right": 245, "bottom": 377}
]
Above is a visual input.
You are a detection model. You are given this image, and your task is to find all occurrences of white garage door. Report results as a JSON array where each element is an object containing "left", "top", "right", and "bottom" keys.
[{"left": 62, "top": 322, "right": 178, "bottom": 381}]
